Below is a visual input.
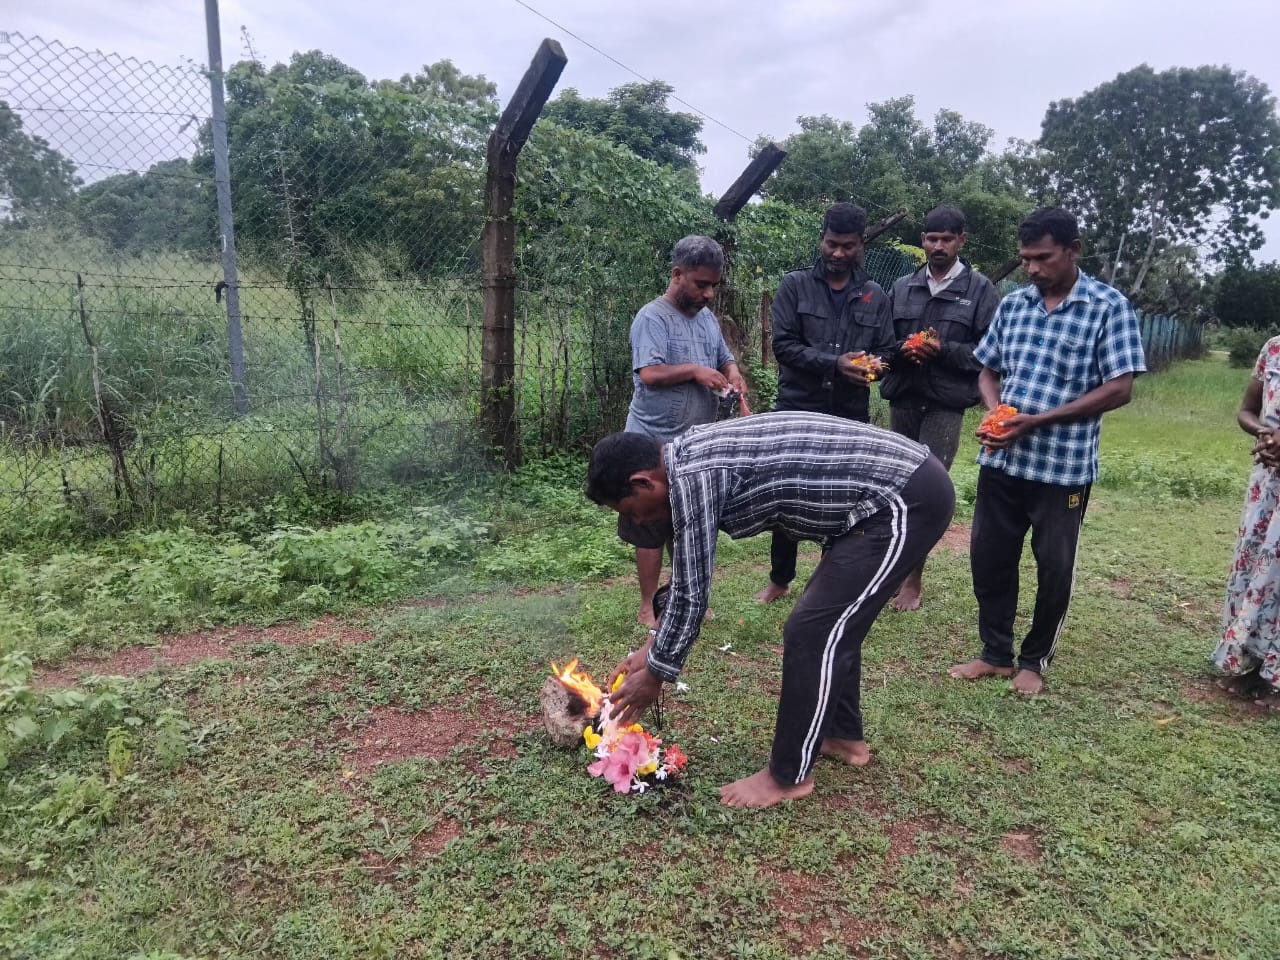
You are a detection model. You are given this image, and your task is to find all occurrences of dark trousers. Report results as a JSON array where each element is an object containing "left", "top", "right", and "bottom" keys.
[
  {"left": 888, "top": 402, "right": 964, "bottom": 470},
  {"left": 766, "top": 402, "right": 961, "bottom": 586},
  {"left": 969, "top": 466, "right": 1090, "bottom": 674},
  {"left": 767, "top": 530, "right": 801, "bottom": 588},
  {"left": 769, "top": 456, "right": 955, "bottom": 785}
]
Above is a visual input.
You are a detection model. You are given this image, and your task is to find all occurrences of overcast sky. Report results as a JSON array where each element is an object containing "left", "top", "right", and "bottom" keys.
[{"left": 8, "top": 0, "right": 1280, "bottom": 260}]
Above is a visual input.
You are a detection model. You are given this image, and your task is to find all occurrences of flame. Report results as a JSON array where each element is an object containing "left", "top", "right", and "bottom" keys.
[{"left": 550, "top": 658, "right": 604, "bottom": 716}]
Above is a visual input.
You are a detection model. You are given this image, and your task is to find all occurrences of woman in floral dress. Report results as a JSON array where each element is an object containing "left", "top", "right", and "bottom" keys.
[{"left": 1212, "top": 336, "right": 1280, "bottom": 707}]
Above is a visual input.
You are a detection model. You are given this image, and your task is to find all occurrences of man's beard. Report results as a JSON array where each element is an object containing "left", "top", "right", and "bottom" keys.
[
  {"left": 823, "top": 258, "right": 852, "bottom": 277},
  {"left": 674, "top": 291, "right": 704, "bottom": 312}
]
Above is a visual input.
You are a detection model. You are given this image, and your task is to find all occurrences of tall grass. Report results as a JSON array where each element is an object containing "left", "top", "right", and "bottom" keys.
[
  {"left": 0, "top": 233, "right": 506, "bottom": 530},
  {"left": 1099, "top": 356, "right": 1252, "bottom": 499}
]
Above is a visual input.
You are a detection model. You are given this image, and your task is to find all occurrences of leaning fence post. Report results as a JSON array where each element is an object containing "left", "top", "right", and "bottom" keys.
[
  {"left": 482, "top": 38, "right": 566, "bottom": 470},
  {"left": 204, "top": 0, "right": 249, "bottom": 415}
]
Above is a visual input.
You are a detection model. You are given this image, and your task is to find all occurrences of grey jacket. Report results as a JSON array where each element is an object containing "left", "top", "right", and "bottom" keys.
[{"left": 879, "top": 262, "right": 999, "bottom": 411}]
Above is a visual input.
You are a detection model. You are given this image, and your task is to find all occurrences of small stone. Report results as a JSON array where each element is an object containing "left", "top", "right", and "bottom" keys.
[{"left": 540, "top": 675, "right": 592, "bottom": 747}]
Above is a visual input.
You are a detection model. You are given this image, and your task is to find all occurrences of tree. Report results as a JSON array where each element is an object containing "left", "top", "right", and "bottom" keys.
[
  {"left": 75, "top": 158, "right": 214, "bottom": 255},
  {"left": 195, "top": 51, "right": 495, "bottom": 287},
  {"left": 757, "top": 98, "right": 1026, "bottom": 269},
  {"left": 1214, "top": 261, "right": 1280, "bottom": 330},
  {"left": 543, "top": 81, "right": 705, "bottom": 174},
  {"left": 1036, "top": 64, "right": 1280, "bottom": 295},
  {"left": 1126, "top": 245, "right": 1213, "bottom": 319},
  {"left": 384, "top": 59, "right": 497, "bottom": 112},
  {"left": 0, "top": 101, "right": 79, "bottom": 226}
]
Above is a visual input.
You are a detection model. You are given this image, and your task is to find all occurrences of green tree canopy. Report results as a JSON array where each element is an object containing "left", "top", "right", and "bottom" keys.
[
  {"left": 1035, "top": 64, "right": 1280, "bottom": 295},
  {"left": 75, "top": 158, "right": 214, "bottom": 255},
  {"left": 756, "top": 97, "right": 1026, "bottom": 270},
  {"left": 0, "top": 101, "right": 79, "bottom": 227},
  {"left": 543, "top": 81, "right": 705, "bottom": 174},
  {"left": 1214, "top": 261, "right": 1280, "bottom": 330},
  {"left": 195, "top": 51, "right": 496, "bottom": 288}
]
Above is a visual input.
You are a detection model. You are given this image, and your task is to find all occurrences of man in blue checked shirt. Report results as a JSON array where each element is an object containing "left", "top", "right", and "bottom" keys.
[{"left": 948, "top": 207, "right": 1146, "bottom": 695}]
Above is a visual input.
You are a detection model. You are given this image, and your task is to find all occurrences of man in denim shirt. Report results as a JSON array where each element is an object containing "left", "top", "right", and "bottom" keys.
[
  {"left": 948, "top": 207, "right": 1146, "bottom": 694},
  {"left": 624, "top": 235, "right": 747, "bottom": 627},
  {"left": 754, "top": 203, "right": 896, "bottom": 604}
]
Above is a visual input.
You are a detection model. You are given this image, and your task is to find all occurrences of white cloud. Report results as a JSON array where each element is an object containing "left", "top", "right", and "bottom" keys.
[{"left": 7, "top": 0, "right": 1280, "bottom": 257}]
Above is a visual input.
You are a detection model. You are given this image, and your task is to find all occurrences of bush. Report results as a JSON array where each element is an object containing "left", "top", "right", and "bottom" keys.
[{"left": 1224, "top": 327, "right": 1270, "bottom": 368}]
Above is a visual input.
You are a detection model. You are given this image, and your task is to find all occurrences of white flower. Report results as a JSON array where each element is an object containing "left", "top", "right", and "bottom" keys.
[
  {"left": 675, "top": 682, "right": 690, "bottom": 694},
  {"left": 631, "top": 778, "right": 648, "bottom": 794},
  {"left": 654, "top": 767, "right": 669, "bottom": 781},
  {"left": 717, "top": 642, "right": 732, "bottom": 652}
]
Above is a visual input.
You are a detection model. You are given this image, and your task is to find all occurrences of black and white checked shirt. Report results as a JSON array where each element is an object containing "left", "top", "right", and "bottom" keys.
[{"left": 647, "top": 411, "right": 929, "bottom": 682}]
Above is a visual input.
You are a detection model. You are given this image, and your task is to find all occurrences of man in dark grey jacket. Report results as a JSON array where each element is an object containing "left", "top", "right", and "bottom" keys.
[
  {"left": 754, "top": 203, "right": 896, "bottom": 604},
  {"left": 879, "top": 204, "right": 999, "bottom": 611}
]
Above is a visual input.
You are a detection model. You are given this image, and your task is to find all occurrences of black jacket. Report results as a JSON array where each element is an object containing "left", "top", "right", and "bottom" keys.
[
  {"left": 771, "top": 261, "right": 895, "bottom": 422},
  {"left": 878, "top": 262, "right": 1000, "bottom": 411}
]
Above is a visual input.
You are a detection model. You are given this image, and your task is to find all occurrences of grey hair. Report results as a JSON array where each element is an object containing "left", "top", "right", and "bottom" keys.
[{"left": 671, "top": 235, "right": 725, "bottom": 271}]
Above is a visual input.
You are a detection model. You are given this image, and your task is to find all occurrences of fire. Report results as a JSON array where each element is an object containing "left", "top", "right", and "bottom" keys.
[{"left": 550, "top": 659, "right": 604, "bottom": 716}]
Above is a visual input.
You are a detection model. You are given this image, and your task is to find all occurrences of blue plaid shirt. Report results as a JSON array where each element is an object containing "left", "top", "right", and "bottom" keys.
[{"left": 974, "top": 271, "right": 1146, "bottom": 485}]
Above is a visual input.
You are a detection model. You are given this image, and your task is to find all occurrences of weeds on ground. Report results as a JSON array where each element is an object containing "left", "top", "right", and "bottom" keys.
[{"left": 2, "top": 356, "right": 1278, "bottom": 959}]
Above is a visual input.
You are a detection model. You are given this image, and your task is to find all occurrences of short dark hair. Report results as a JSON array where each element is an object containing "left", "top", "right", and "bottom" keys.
[
  {"left": 671, "top": 235, "right": 725, "bottom": 272},
  {"left": 821, "top": 202, "right": 867, "bottom": 238},
  {"left": 585, "top": 432, "right": 663, "bottom": 504},
  {"left": 922, "top": 204, "right": 966, "bottom": 235},
  {"left": 1018, "top": 206, "right": 1080, "bottom": 248}
]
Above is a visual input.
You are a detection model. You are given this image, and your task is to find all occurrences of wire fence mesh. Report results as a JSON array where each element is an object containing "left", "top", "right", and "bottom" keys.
[{"left": 0, "top": 28, "right": 1199, "bottom": 531}]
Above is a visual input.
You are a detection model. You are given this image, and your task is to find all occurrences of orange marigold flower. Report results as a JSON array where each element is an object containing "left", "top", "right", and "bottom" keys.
[
  {"left": 849, "top": 354, "right": 887, "bottom": 381},
  {"left": 904, "top": 328, "right": 939, "bottom": 350},
  {"left": 979, "top": 404, "right": 1019, "bottom": 453}
]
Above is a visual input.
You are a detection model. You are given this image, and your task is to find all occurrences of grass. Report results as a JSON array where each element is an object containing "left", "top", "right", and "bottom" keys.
[
  {"left": 0, "top": 233, "right": 641, "bottom": 529},
  {"left": 2, "top": 355, "right": 1278, "bottom": 960}
]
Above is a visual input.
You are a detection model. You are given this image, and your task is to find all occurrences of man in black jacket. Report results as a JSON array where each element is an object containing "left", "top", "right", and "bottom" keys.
[
  {"left": 754, "top": 203, "right": 896, "bottom": 604},
  {"left": 879, "top": 204, "right": 1000, "bottom": 611}
]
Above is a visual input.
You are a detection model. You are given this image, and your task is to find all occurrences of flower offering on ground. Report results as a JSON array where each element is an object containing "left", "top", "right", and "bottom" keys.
[
  {"left": 585, "top": 699, "right": 688, "bottom": 793},
  {"left": 547, "top": 661, "right": 688, "bottom": 794}
]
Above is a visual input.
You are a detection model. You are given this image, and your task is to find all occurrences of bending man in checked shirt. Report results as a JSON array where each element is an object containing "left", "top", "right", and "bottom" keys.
[{"left": 586, "top": 411, "right": 954, "bottom": 808}]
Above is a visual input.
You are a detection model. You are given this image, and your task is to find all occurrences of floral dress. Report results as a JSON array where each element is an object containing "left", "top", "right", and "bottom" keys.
[{"left": 1212, "top": 337, "right": 1280, "bottom": 689}]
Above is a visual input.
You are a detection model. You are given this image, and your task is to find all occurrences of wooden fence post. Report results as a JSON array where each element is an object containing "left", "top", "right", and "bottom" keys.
[
  {"left": 482, "top": 38, "right": 566, "bottom": 469},
  {"left": 712, "top": 145, "right": 787, "bottom": 374},
  {"left": 863, "top": 208, "right": 908, "bottom": 245},
  {"left": 712, "top": 143, "right": 787, "bottom": 221}
]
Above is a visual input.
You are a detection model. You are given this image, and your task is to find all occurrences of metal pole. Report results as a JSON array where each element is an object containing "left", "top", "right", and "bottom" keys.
[{"left": 204, "top": 0, "right": 249, "bottom": 414}]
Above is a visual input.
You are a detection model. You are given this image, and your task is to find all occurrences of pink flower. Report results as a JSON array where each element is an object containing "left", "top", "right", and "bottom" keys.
[{"left": 588, "top": 732, "right": 649, "bottom": 793}]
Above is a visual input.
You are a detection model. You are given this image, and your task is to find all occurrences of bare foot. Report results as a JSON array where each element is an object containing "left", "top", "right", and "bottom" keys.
[
  {"left": 1217, "top": 673, "right": 1265, "bottom": 697},
  {"left": 637, "top": 605, "right": 657, "bottom": 629},
  {"left": 891, "top": 580, "right": 922, "bottom": 612},
  {"left": 820, "top": 737, "right": 871, "bottom": 766},
  {"left": 947, "top": 659, "right": 1014, "bottom": 680},
  {"left": 1254, "top": 691, "right": 1280, "bottom": 711},
  {"left": 720, "top": 767, "right": 814, "bottom": 808},
  {"left": 1011, "top": 669, "right": 1044, "bottom": 695},
  {"left": 753, "top": 582, "right": 790, "bottom": 603}
]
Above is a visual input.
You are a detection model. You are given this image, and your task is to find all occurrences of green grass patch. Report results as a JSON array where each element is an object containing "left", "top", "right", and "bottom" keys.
[{"left": 2, "top": 354, "right": 1277, "bottom": 959}]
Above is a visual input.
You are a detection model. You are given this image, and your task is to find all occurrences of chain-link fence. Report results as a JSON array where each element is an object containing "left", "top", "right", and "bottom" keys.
[
  {"left": 0, "top": 27, "right": 1200, "bottom": 532},
  {"left": 0, "top": 30, "right": 499, "bottom": 528},
  {"left": 0, "top": 28, "right": 919, "bottom": 530}
]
